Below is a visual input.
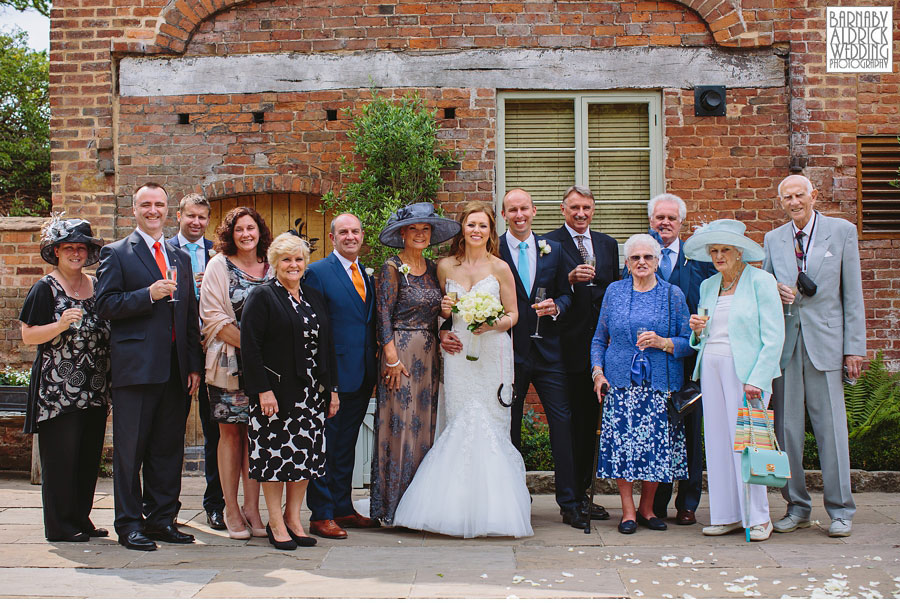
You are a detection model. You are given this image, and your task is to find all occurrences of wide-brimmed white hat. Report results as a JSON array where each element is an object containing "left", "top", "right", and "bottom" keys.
[{"left": 683, "top": 219, "right": 764, "bottom": 263}]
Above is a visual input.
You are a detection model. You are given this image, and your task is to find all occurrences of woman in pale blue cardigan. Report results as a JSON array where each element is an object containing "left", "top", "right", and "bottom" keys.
[
  {"left": 683, "top": 219, "right": 785, "bottom": 542},
  {"left": 591, "top": 233, "right": 692, "bottom": 535}
]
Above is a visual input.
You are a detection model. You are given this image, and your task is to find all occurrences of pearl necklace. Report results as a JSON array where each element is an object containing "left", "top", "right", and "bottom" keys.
[{"left": 720, "top": 265, "right": 745, "bottom": 292}]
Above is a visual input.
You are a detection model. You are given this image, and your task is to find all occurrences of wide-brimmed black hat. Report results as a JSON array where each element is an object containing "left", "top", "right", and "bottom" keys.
[
  {"left": 378, "top": 202, "right": 461, "bottom": 249},
  {"left": 40, "top": 217, "right": 104, "bottom": 266}
]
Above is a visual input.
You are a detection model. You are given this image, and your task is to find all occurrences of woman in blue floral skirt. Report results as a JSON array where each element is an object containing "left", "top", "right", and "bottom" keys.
[{"left": 590, "top": 233, "right": 692, "bottom": 534}]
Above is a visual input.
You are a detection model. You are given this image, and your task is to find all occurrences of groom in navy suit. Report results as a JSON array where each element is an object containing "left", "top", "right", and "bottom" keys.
[
  {"left": 499, "top": 188, "right": 585, "bottom": 529},
  {"left": 166, "top": 193, "right": 224, "bottom": 531},
  {"left": 303, "top": 213, "right": 380, "bottom": 539}
]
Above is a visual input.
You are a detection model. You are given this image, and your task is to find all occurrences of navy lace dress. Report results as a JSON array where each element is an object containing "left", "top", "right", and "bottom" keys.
[{"left": 369, "top": 256, "right": 442, "bottom": 524}]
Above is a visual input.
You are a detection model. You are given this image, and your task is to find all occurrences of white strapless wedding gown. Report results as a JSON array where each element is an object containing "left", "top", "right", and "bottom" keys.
[{"left": 392, "top": 275, "right": 533, "bottom": 538}]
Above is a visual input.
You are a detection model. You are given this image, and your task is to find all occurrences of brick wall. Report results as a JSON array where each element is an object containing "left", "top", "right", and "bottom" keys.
[
  {"left": 43, "top": 0, "right": 900, "bottom": 379},
  {"left": 0, "top": 218, "right": 46, "bottom": 371}
]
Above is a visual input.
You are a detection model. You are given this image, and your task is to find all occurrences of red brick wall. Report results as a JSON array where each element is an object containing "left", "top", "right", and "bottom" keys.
[{"left": 0, "top": 218, "right": 47, "bottom": 371}]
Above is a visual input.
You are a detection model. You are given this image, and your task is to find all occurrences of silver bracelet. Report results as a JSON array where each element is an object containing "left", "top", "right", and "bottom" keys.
[
  {"left": 591, "top": 367, "right": 604, "bottom": 380},
  {"left": 386, "top": 359, "right": 401, "bottom": 368}
]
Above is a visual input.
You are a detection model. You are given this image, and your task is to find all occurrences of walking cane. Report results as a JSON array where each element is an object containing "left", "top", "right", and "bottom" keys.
[{"left": 585, "top": 382, "right": 609, "bottom": 535}]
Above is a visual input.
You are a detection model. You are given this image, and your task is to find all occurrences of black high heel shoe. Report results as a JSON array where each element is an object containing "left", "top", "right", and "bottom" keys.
[
  {"left": 266, "top": 524, "right": 298, "bottom": 550},
  {"left": 286, "top": 525, "right": 317, "bottom": 547}
]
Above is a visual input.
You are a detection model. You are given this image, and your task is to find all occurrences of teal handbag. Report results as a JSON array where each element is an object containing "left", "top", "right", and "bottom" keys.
[{"left": 739, "top": 396, "right": 791, "bottom": 488}]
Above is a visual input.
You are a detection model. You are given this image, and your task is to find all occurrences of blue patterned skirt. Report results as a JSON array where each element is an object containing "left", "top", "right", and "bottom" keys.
[{"left": 597, "top": 385, "right": 688, "bottom": 482}]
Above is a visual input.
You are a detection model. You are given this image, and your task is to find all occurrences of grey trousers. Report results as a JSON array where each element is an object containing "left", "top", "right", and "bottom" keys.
[{"left": 772, "top": 330, "right": 856, "bottom": 521}]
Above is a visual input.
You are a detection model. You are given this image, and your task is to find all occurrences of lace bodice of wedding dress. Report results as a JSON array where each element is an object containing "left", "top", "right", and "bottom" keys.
[{"left": 392, "top": 275, "right": 533, "bottom": 538}]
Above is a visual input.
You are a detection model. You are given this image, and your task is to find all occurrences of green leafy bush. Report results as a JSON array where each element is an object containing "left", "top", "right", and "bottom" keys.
[
  {"left": 521, "top": 410, "right": 554, "bottom": 471},
  {"left": 803, "top": 352, "right": 900, "bottom": 471},
  {"left": 321, "top": 90, "right": 459, "bottom": 269},
  {"left": 0, "top": 366, "right": 29, "bottom": 386}
]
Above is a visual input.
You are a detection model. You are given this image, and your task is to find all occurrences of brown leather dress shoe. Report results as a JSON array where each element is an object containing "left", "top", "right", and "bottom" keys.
[
  {"left": 309, "top": 519, "right": 348, "bottom": 539},
  {"left": 676, "top": 510, "right": 697, "bottom": 525},
  {"left": 334, "top": 511, "right": 381, "bottom": 529}
]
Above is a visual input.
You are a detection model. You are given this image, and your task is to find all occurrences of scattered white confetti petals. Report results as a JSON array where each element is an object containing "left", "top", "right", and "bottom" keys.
[
  {"left": 662, "top": 594, "right": 673, "bottom": 599},
  {"left": 682, "top": 557, "right": 693, "bottom": 563},
  {"left": 833, "top": 573, "right": 847, "bottom": 579},
  {"left": 480, "top": 574, "right": 488, "bottom": 579},
  {"left": 634, "top": 590, "right": 644, "bottom": 597},
  {"left": 630, "top": 579, "right": 638, "bottom": 584},
  {"left": 677, "top": 581, "right": 685, "bottom": 586},
  {"left": 561, "top": 572, "right": 574, "bottom": 577},
  {"left": 653, "top": 580, "right": 660, "bottom": 585},
  {"left": 772, "top": 580, "right": 782, "bottom": 585},
  {"left": 662, "top": 555, "right": 677, "bottom": 561},
  {"left": 511, "top": 575, "right": 525, "bottom": 584},
  {"left": 578, "top": 551, "right": 584, "bottom": 555},
  {"left": 720, "top": 571, "right": 729, "bottom": 576},
  {"left": 702, "top": 584, "right": 712, "bottom": 591},
  {"left": 567, "top": 547, "right": 574, "bottom": 551}
]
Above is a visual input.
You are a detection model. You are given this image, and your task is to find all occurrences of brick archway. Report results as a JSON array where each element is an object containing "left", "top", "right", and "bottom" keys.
[
  {"left": 152, "top": 0, "right": 769, "bottom": 54},
  {"left": 196, "top": 174, "right": 335, "bottom": 202}
]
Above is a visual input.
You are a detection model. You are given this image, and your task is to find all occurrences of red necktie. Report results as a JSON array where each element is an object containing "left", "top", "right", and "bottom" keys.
[{"left": 153, "top": 242, "right": 166, "bottom": 278}]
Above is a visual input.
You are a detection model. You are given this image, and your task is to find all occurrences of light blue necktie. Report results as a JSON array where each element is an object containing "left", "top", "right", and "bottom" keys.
[
  {"left": 660, "top": 247, "right": 673, "bottom": 281},
  {"left": 517, "top": 241, "right": 531, "bottom": 295},
  {"left": 185, "top": 242, "right": 201, "bottom": 298}
]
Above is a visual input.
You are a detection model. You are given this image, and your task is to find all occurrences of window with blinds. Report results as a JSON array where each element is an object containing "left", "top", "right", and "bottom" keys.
[
  {"left": 857, "top": 136, "right": 900, "bottom": 239},
  {"left": 499, "top": 93, "right": 661, "bottom": 242}
]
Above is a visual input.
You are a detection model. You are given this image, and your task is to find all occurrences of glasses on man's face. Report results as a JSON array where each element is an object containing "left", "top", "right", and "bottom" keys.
[{"left": 628, "top": 254, "right": 657, "bottom": 263}]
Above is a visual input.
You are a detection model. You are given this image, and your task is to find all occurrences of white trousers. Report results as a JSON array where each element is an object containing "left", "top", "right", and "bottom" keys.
[{"left": 701, "top": 352, "right": 771, "bottom": 527}]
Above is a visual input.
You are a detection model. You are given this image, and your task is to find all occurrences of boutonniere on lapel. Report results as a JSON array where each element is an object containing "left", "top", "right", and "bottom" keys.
[
  {"left": 537, "top": 240, "right": 551, "bottom": 257},
  {"left": 398, "top": 263, "right": 411, "bottom": 285},
  {"left": 365, "top": 267, "right": 374, "bottom": 277},
  {"left": 209, "top": 249, "right": 217, "bottom": 258}
]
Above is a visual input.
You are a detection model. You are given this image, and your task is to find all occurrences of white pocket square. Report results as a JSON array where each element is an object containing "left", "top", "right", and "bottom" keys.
[{"left": 824, "top": 250, "right": 834, "bottom": 258}]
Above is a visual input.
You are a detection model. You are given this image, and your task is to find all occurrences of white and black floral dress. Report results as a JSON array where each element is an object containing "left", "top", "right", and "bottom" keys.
[
  {"left": 18, "top": 275, "right": 111, "bottom": 434},
  {"left": 247, "top": 281, "right": 327, "bottom": 482}
]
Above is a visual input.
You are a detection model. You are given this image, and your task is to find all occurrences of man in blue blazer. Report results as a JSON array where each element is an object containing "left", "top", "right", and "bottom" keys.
[
  {"left": 624, "top": 194, "right": 715, "bottom": 525},
  {"left": 96, "top": 182, "right": 202, "bottom": 551},
  {"left": 499, "top": 188, "right": 584, "bottom": 529},
  {"left": 303, "top": 213, "right": 380, "bottom": 539},
  {"left": 167, "top": 193, "right": 224, "bottom": 531},
  {"left": 543, "top": 185, "right": 618, "bottom": 522}
]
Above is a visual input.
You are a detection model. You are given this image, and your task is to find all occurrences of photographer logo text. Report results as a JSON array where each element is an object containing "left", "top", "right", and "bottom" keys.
[{"left": 826, "top": 7, "right": 892, "bottom": 73}]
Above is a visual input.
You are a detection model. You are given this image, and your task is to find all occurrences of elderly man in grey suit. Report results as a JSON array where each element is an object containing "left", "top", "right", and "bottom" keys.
[{"left": 763, "top": 174, "right": 866, "bottom": 538}]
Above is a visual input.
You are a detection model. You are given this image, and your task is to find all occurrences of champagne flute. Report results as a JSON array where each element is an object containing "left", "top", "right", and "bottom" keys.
[
  {"left": 636, "top": 327, "right": 649, "bottom": 350},
  {"left": 446, "top": 291, "right": 458, "bottom": 316},
  {"left": 70, "top": 302, "right": 84, "bottom": 342},
  {"left": 531, "top": 287, "right": 547, "bottom": 339},
  {"left": 585, "top": 255, "right": 597, "bottom": 287},
  {"left": 783, "top": 285, "right": 799, "bottom": 316},
  {"left": 166, "top": 265, "right": 179, "bottom": 302},
  {"left": 697, "top": 306, "right": 709, "bottom": 338}
]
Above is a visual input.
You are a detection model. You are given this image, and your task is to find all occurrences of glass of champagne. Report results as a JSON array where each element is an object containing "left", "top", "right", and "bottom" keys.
[
  {"left": 783, "top": 285, "right": 799, "bottom": 316},
  {"left": 585, "top": 255, "right": 597, "bottom": 287},
  {"left": 697, "top": 306, "right": 709, "bottom": 338},
  {"left": 70, "top": 302, "right": 84, "bottom": 342},
  {"left": 531, "top": 287, "right": 547, "bottom": 339},
  {"left": 446, "top": 291, "right": 458, "bottom": 314},
  {"left": 166, "top": 265, "right": 179, "bottom": 302}
]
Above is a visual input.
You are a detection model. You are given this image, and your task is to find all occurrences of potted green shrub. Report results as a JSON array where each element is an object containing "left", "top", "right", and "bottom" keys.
[{"left": 0, "top": 366, "right": 29, "bottom": 414}]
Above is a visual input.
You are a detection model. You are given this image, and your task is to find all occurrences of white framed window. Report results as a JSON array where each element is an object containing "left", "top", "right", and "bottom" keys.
[{"left": 497, "top": 91, "right": 663, "bottom": 241}]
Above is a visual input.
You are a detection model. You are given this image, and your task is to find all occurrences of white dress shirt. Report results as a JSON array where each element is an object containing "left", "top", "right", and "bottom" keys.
[
  {"left": 505, "top": 230, "right": 537, "bottom": 293},
  {"left": 333, "top": 250, "right": 367, "bottom": 296},
  {"left": 135, "top": 228, "right": 170, "bottom": 303},
  {"left": 177, "top": 232, "right": 207, "bottom": 272},
  {"left": 791, "top": 211, "right": 818, "bottom": 272},
  {"left": 564, "top": 223, "right": 592, "bottom": 255}
]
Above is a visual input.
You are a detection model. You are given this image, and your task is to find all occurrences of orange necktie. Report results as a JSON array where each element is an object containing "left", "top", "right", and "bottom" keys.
[
  {"left": 350, "top": 263, "right": 366, "bottom": 302},
  {"left": 152, "top": 241, "right": 166, "bottom": 277}
]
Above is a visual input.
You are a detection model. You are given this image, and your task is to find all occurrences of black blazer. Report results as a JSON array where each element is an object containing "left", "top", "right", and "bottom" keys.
[
  {"left": 166, "top": 235, "right": 215, "bottom": 266},
  {"left": 543, "top": 226, "right": 619, "bottom": 373},
  {"left": 498, "top": 233, "right": 572, "bottom": 366},
  {"left": 96, "top": 230, "right": 202, "bottom": 389},
  {"left": 240, "top": 279, "right": 337, "bottom": 417}
]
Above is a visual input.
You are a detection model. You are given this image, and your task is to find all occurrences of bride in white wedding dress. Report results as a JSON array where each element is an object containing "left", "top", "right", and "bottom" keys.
[{"left": 393, "top": 202, "right": 533, "bottom": 538}]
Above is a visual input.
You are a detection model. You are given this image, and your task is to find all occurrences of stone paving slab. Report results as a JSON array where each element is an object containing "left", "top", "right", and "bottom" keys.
[
  {"left": 0, "top": 568, "right": 217, "bottom": 598},
  {"left": 619, "top": 565, "right": 898, "bottom": 599},
  {"left": 408, "top": 568, "right": 627, "bottom": 598},
  {"left": 322, "top": 545, "right": 516, "bottom": 572},
  {"left": 196, "top": 569, "right": 416, "bottom": 598},
  {"left": 2, "top": 475, "right": 900, "bottom": 598}
]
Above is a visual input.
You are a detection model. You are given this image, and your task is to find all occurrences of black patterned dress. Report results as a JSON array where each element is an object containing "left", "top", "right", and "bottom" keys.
[
  {"left": 247, "top": 281, "right": 327, "bottom": 482},
  {"left": 370, "top": 256, "right": 442, "bottom": 524}
]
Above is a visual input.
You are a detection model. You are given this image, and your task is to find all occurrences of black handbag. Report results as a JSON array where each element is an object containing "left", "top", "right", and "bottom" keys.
[{"left": 665, "top": 285, "right": 701, "bottom": 425}]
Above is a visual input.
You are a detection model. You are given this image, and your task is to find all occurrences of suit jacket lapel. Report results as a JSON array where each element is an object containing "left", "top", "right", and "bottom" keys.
[
  {"left": 560, "top": 231, "right": 582, "bottom": 267},
  {"left": 806, "top": 215, "right": 830, "bottom": 281},
  {"left": 360, "top": 261, "right": 375, "bottom": 321},
  {"left": 499, "top": 236, "right": 529, "bottom": 302},
  {"left": 130, "top": 231, "right": 164, "bottom": 281},
  {"left": 204, "top": 238, "right": 214, "bottom": 263},
  {"left": 328, "top": 254, "right": 366, "bottom": 315}
]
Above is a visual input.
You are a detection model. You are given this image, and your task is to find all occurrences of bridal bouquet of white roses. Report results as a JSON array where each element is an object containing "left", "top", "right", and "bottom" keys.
[{"left": 452, "top": 291, "right": 507, "bottom": 360}]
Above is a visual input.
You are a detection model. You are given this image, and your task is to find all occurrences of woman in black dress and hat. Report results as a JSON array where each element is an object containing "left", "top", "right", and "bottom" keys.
[
  {"left": 368, "top": 203, "right": 460, "bottom": 525},
  {"left": 19, "top": 216, "right": 110, "bottom": 542}
]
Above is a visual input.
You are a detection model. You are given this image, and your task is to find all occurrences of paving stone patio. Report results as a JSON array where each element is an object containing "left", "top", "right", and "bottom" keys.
[{"left": 0, "top": 474, "right": 898, "bottom": 598}]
